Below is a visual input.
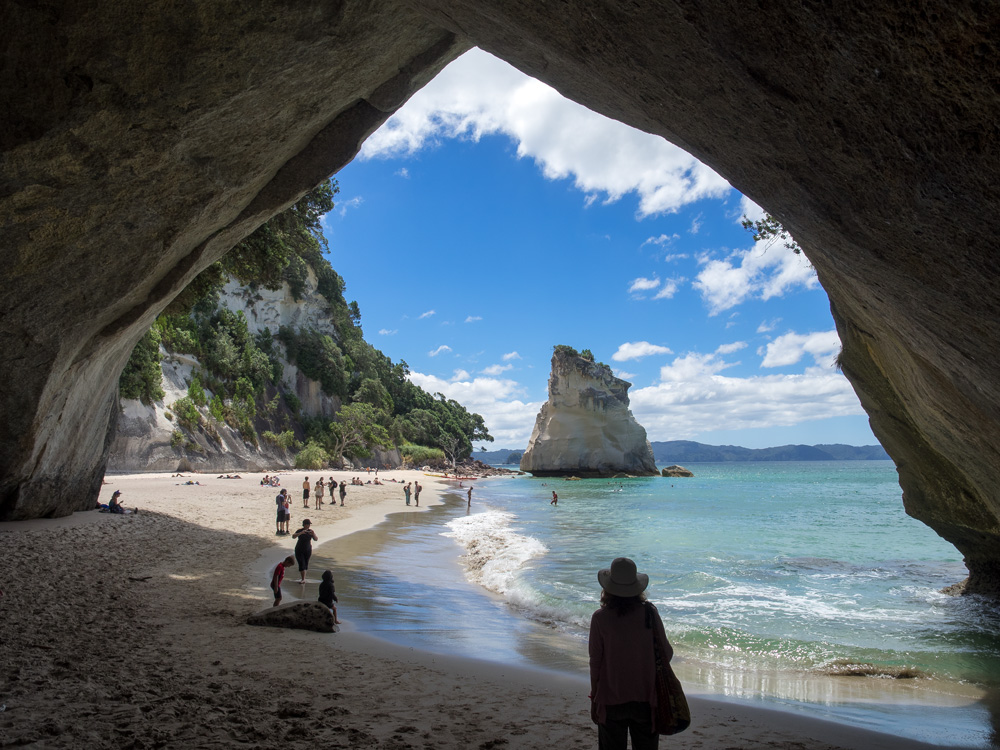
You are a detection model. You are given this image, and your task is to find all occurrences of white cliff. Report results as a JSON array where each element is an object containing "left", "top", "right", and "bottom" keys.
[
  {"left": 108, "top": 270, "right": 342, "bottom": 473},
  {"left": 520, "top": 349, "right": 658, "bottom": 477}
]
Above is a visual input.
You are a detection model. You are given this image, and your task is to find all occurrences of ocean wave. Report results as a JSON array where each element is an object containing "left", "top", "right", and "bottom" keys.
[{"left": 442, "top": 511, "right": 548, "bottom": 596}]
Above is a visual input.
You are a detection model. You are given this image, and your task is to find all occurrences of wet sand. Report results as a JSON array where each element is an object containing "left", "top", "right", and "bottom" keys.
[{"left": 0, "top": 470, "right": 981, "bottom": 748}]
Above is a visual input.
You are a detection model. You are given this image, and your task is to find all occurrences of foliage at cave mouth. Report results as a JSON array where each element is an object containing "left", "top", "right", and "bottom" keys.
[{"left": 120, "top": 179, "right": 492, "bottom": 466}]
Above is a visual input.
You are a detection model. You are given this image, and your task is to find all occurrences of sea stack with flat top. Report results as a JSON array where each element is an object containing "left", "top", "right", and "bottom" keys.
[{"left": 521, "top": 347, "right": 658, "bottom": 478}]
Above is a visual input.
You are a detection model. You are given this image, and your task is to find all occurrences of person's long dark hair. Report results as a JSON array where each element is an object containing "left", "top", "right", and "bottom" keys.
[{"left": 600, "top": 589, "right": 647, "bottom": 615}]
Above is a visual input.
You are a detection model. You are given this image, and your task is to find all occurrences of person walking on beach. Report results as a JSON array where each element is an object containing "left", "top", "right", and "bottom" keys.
[
  {"left": 275, "top": 488, "right": 288, "bottom": 535},
  {"left": 338, "top": 480, "right": 347, "bottom": 506},
  {"left": 270, "top": 555, "right": 295, "bottom": 607},
  {"left": 302, "top": 476, "right": 311, "bottom": 508},
  {"left": 315, "top": 477, "right": 325, "bottom": 509},
  {"left": 414, "top": 481, "right": 421, "bottom": 506},
  {"left": 318, "top": 570, "right": 342, "bottom": 625},
  {"left": 404, "top": 482, "right": 411, "bottom": 505},
  {"left": 551, "top": 491, "right": 558, "bottom": 505},
  {"left": 291, "top": 519, "right": 318, "bottom": 584},
  {"left": 467, "top": 486, "right": 473, "bottom": 507},
  {"left": 589, "top": 557, "right": 673, "bottom": 750}
]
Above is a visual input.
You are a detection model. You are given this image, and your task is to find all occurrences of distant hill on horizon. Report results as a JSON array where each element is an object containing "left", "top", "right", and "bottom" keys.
[
  {"left": 472, "top": 441, "right": 889, "bottom": 465},
  {"left": 651, "top": 441, "right": 890, "bottom": 462}
]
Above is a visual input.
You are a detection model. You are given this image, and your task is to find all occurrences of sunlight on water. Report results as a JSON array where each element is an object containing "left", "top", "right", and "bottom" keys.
[{"left": 312, "top": 462, "right": 1000, "bottom": 747}]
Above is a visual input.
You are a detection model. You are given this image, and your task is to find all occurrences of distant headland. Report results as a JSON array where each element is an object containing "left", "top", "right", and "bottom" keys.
[{"left": 473, "top": 440, "right": 889, "bottom": 465}]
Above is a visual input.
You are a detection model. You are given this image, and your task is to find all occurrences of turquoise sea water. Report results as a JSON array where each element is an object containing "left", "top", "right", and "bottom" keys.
[{"left": 313, "top": 461, "right": 1000, "bottom": 747}]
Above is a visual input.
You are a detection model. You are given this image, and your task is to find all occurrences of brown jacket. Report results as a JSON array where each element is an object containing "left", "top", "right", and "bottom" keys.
[{"left": 589, "top": 601, "right": 673, "bottom": 726}]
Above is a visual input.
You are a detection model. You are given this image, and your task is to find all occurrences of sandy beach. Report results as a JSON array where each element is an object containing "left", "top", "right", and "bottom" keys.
[{"left": 0, "top": 470, "right": 972, "bottom": 749}]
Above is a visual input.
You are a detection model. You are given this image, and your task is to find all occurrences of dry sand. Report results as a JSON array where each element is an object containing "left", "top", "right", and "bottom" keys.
[{"left": 0, "top": 469, "right": 969, "bottom": 748}]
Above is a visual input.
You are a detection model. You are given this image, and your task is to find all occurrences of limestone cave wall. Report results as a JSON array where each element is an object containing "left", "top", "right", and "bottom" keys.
[{"left": 3, "top": 1, "right": 1000, "bottom": 592}]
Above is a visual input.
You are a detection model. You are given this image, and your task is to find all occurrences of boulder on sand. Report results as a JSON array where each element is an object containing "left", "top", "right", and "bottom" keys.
[{"left": 247, "top": 601, "right": 338, "bottom": 633}]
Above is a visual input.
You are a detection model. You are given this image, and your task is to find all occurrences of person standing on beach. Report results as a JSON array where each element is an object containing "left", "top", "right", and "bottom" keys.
[
  {"left": 315, "top": 477, "right": 324, "bottom": 509},
  {"left": 414, "top": 481, "right": 421, "bottom": 506},
  {"left": 404, "top": 482, "right": 411, "bottom": 505},
  {"left": 275, "top": 488, "right": 288, "bottom": 535},
  {"left": 589, "top": 557, "right": 673, "bottom": 750},
  {"left": 551, "top": 491, "right": 558, "bottom": 505},
  {"left": 291, "top": 519, "right": 318, "bottom": 584},
  {"left": 467, "top": 486, "right": 473, "bottom": 507},
  {"left": 338, "top": 480, "right": 347, "bottom": 506},
  {"left": 302, "top": 476, "right": 310, "bottom": 508},
  {"left": 270, "top": 555, "right": 295, "bottom": 607}
]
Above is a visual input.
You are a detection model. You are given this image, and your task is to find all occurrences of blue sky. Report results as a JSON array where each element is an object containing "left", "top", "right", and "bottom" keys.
[{"left": 321, "top": 49, "right": 876, "bottom": 450}]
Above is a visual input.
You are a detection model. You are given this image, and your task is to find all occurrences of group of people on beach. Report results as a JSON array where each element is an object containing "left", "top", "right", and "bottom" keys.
[
  {"left": 301, "top": 476, "right": 348, "bottom": 510},
  {"left": 269, "top": 518, "right": 341, "bottom": 624},
  {"left": 260, "top": 474, "right": 281, "bottom": 487},
  {"left": 402, "top": 481, "right": 422, "bottom": 506}
]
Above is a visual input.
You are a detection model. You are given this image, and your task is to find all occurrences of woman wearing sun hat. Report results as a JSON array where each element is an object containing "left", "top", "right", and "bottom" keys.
[{"left": 589, "top": 557, "right": 673, "bottom": 750}]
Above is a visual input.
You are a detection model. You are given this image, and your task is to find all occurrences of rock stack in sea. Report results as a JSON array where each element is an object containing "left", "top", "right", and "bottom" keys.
[{"left": 520, "top": 348, "right": 658, "bottom": 478}]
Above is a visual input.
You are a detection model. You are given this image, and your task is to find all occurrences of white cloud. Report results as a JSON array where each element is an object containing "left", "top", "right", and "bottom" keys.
[
  {"left": 361, "top": 48, "right": 730, "bottom": 217},
  {"left": 628, "top": 276, "right": 661, "bottom": 295},
  {"left": 612, "top": 341, "right": 674, "bottom": 362},
  {"left": 418, "top": 309, "right": 436, "bottom": 319},
  {"left": 378, "top": 328, "right": 397, "bottom": 336},
  {"left": 629, "top": 346, "right": 864, "bottom": 440},
  {"left": 716, "top": 341, "right": 747, "bottom": 355},
  {"left": 482, "top": 363, "right": 513, "bottom": 376},
  {"left": 452, "top": 369, "right": 472, "bottom": 381},
  {"left": 739, "top": 195, "right": 767, "bottom": 224},
  {"left": 502, "top": 351, "right": 522, "bottom": 361},
  {"left": 614, "top": 370, "right": 637, "bottom": 380},
  {"left": 641, "top": 234, "right": 680, "bottom": 248},
  {"left": 408, "top": 371, "right": 541, "bottom": 446},
  {"left": 757, "top": 318, "right": 781, "bottom": 334},
  {"left": 338, "top": 196, "right": 363, "bottom": 216},
  {"left": 693, "top": 239, "right": 818, "bottom": 315},
  {"left": 396, "top": 167, "right": 409, "bottom": 178},
  {"left": 690, "top": 214, "right": 703, "bottom": 234},
  {"left": 662, "top": 253, "right": 688, "bottom": 263},
  {"left": 428, "top": 345, "right": 452, "bottom": 357},
  {"left": 465, "top": 315, "right": 482, "bottom": 323},
  {"left": 653, "top": 278, "right": 683, "bottom": 299},
  {"left": 760, "top": 330, "right": 841, "bottom": 369}
]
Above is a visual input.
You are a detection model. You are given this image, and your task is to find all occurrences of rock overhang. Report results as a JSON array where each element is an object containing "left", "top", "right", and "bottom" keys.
[{"left": 2, "top": 1, "right": 1000, "bottom": 595}]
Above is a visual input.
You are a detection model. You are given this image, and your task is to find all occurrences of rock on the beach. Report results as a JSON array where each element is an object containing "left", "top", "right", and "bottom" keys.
[
  {"left": 661, "top": 465, "right": 694, "bottom": 478},
  {"left": 247, "top": 601, "right": 338, "bottom": 633},
  {"left": 521, "top": 350, "right": 658, "bottom": 478}
]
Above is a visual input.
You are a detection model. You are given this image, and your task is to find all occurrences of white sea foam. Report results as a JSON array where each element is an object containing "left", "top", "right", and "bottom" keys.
[{"left": 442, "top": 511, "right": 548, "bottom": 596}]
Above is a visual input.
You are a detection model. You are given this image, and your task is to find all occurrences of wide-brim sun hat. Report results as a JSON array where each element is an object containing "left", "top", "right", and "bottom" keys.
[{"left": 598, "top": 557, "right": 649, "bottom": 597}]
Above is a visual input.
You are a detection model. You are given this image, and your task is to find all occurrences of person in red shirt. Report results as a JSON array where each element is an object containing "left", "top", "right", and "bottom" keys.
[
  {"left": 589, "top": 557, "right": 673, "bottom": 750},
  {"left": 269, "top": 556, "right": 295, "bottom": 607}
]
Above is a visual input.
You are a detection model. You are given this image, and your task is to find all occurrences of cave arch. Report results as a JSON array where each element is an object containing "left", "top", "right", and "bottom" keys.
[{"left": 3, "top": 1, "right": 1000, "bottom": 592}]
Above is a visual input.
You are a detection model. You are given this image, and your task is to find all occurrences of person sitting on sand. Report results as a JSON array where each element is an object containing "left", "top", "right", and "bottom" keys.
[
  {"left": 108, "top": 490, "right": 125, "bottom": 514},
  {"left": 318, "top": 570, "right": 341, "bottom": 624},
  {"left": 270, "top": 555, "right": 295, "bottom": 607},
  {"left": 291, "top": 520, "right": 318, "bottom": 584}
]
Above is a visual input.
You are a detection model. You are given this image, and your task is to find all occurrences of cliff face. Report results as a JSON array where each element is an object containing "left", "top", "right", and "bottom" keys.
[
  {"left": 521, "top": 352, "right": 658, "bottom": 477},
  {"left": 4, "top": 2, "right": 1000, "bottom": 594},
  {"left": 108, "top": 272, "right": 344, "bottom": 474}
]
